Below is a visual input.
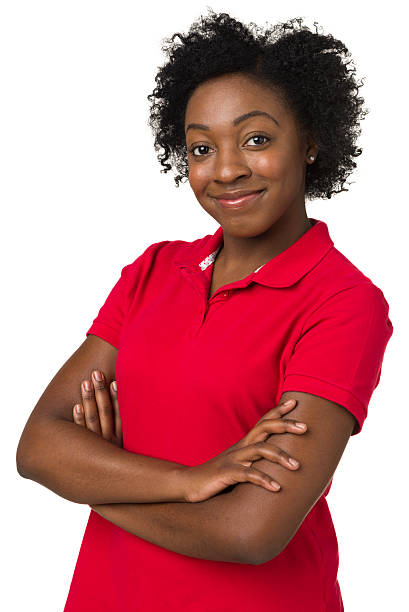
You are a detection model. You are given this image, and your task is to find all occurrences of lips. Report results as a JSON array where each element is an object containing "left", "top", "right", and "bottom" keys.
[
  {"left": 212, "top": 189, "right": 264, "bottom": 200},
  {"left": 213, "top": 189, "right": 265, "bottom": 208}
]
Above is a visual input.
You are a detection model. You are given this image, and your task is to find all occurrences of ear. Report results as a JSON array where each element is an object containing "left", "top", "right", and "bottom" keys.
[{"left": 305, "top": 132, "right": 319, "bottom": 162}]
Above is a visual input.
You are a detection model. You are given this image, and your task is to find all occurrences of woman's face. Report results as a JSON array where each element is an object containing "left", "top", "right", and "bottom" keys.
[{"left": 184, "top": 73, "right": 317, "bottom": 237}]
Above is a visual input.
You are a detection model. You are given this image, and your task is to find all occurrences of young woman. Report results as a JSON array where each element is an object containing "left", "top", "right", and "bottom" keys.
[{"left": 17, "top": 10, "right": 393, "bottom": 612}]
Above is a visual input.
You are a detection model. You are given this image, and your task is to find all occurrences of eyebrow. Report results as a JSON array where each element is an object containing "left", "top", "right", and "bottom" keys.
[{"left": 185, "top": 110, "right": 280, "bottom": 134}]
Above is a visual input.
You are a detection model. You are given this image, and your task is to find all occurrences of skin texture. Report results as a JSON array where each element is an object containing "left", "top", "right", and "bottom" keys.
[{"left": 89, "top": 74, "right": 355, "bottom": 564}]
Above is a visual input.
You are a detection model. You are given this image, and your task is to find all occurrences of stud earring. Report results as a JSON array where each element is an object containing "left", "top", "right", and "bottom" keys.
[{"left": 309, "top": 156, "right": 315, "bottom": 161}]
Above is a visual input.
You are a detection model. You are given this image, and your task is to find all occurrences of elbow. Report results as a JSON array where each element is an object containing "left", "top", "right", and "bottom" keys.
[
  {"left": 16, "top": 419, "right": 45, "bottom": 480},
  {"left": 16, "top": 434, "right": 32, "bottom": 479},
  {"left": 237, "top": 529, "right": 280, "bottom": 566},
  {"left": 16, "top": 414, "right": 41, "bottom": 479},
  {"left": 226, "top": 499, "right": 280, "bottom": 565},
  {"left": 16, "top": 417, "right": 54, "bottom": 481},
  {"left": 16, "top": 444, "right": 37, "bottom": 481},
  {"left": 16, "top": 459, "right": 28, "bottom": 479},
  {"left": 251, "top": 548, "right": 279, "bottom": 566},
  {"left": 232, "top": 529, "right": 278, "bottom": 566},
  {"left": 248, "top": 547, "right": 278, "bottom": 565},
  {"left": 251, "top": 533, "right": 291, "bottom": 565}
]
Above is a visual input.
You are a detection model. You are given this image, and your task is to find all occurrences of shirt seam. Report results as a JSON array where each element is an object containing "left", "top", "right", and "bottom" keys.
[
  {"left": 283, "top": 372, "right": 366, "bottom": 415},
  {"left": 89, "top": 319, "right": 119, "bottom": 334},
  {"left": 298, "top": 281, "right": 373, "bottom": 338}
]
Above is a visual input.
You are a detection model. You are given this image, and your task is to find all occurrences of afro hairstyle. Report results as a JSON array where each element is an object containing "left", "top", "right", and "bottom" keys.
[{"left": 147, "top": 9, "right": 368, "bottom": 199}]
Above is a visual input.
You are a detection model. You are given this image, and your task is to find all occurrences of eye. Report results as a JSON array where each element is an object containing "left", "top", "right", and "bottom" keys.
[
  {"left": 187, "top": 134, "right": 271, "bottom": 158},
  {"left": 188, "top": 144, "right": 212, "bottom": 157},
  {"left": 246, "top": 134, "right": 270, "bottom": 147}
]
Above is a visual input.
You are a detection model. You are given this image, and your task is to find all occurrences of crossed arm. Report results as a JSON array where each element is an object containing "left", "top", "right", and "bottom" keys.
[
  {"left": 90, "top": 488, "right": 251, "bottom": 563},
  {"left": 90, "top": 390, "right": 356, "bottom": 565},
  {"left": 16, "top": 333, "right": 357, "bottom": 565}
]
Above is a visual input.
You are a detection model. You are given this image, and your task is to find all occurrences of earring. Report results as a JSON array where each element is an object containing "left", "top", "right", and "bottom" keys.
[{"left": 309, "top": 155, "right": 315, "bottom": 161}]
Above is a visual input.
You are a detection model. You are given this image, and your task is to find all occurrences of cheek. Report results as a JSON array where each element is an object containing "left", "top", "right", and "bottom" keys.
[
  {"left": 254, "top": 148, "right": 303, "bottom": 185},
  {"left": 252, "top": 154, "right": 282, "bottom": 179},
  {"left": 188, "top": 164, "right": 211, "bottom": 190}
]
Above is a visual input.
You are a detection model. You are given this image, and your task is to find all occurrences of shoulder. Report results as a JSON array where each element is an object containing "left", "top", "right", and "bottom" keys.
[
  {"left": 125, "top": 231, "right": 213, "bottom": 270},
  {"left": 305, "top": 244, "right": 391, "bottom": 320},
  {"left": 117, "top": 231, "right": 214, "bottom": 291}
]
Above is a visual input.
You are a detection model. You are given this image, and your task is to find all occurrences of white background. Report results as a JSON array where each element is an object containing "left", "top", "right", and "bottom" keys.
[{"left": 2, "top": 1, "right": 406, "bottom": 610}]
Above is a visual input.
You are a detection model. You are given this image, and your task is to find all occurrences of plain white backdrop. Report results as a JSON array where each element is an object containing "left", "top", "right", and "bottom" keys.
[{"left": 2, "top": 1, "right": 406, "bottom": 610}]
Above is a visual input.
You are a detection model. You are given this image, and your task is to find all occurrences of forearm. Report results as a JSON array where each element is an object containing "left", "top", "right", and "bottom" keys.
[
  {"left": 17, "top": 416, "right": 187, "bottom": 505},
  {"left": 90, "top": 489, "right": 252, "bottom": 564}
]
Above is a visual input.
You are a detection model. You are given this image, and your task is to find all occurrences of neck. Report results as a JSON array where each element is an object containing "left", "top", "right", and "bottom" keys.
[{"left": 216, "top": 208, "right": 312, "bottom": 274}]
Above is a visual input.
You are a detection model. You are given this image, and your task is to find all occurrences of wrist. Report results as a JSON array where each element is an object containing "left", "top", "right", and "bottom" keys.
[{"left": 172, "top": 465, "right": 192, "bottom": 503}]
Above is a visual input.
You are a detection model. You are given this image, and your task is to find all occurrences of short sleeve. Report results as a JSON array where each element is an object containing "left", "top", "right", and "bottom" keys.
[
  {"left": 85, "top": 244, "right": 154, "bottom": 349},
  {"left": 280, "top": 282, "right": 394, "bottom": 435},
  {"left": 85, "top": 266, "right": 129, "bottom": 349}
]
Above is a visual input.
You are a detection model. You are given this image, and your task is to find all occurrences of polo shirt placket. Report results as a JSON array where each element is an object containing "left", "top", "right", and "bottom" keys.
[
  {"left": 174, "top": 219, "right": 335, "bottom": 335},
  {"left": 179, "top": 242, "right": 262, "bottom": 332}
]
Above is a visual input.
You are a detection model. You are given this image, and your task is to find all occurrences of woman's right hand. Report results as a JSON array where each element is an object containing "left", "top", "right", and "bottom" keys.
[{"left": 182, "top": 399, "right": 308, "bottom": 503}]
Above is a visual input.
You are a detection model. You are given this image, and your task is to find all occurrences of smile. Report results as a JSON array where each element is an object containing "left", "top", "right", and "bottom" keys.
[{"left": 214, "top": 189, "right": 265, "bottom": 209}]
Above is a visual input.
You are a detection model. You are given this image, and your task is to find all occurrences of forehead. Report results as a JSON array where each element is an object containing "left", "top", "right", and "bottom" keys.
[{"left": 184, "top": 73, "right": 290, "bottom": 128}]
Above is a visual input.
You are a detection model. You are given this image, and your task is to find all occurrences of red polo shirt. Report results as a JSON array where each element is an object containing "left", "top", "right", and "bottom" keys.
[{"left": 64, "top": 218, "right": 393, "bottom": 612}]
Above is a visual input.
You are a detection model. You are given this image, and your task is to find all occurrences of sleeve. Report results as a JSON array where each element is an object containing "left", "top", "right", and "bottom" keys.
[
  {"left": 280, "top": 282, "right": 394, "bottom": 435},
  {"left": 85, "top": 244, "right": 154, "bottom": 349},
  {"left": 85, "top": 266, "right": 129, "bottom": 349}
]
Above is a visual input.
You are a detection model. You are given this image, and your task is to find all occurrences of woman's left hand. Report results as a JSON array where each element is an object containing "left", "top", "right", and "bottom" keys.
[{"left": 73, "top": 371, "right": 123, "bottom": 448}]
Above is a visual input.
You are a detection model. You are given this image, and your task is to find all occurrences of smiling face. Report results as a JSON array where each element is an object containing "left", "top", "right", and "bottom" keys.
[{"left": 184, "top": 72, "right": 318, "bottom": 238}]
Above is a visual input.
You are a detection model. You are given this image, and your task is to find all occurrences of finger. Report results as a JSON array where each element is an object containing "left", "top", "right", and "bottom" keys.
[
  {"left": 110, "top": 381, "right": 122, "bottom": 444},
  {"left": 73, "top": 403, "right": 86, "bottom": 427},
  {"left": 91, "top": 370, "right": 115, "bottom": 441},
  {"left": 81, "top": 379, "right": 102, "bottom": 435},
  {"left": 254, "top": 399, "right": 298, "bottom": 427},
  {"left": 245, "top": 417, "right": 307, "bottom": 445},
  {"left": 239, "top": 399, "right": 298, "bottom": 447},
  {"left": 232, "top": 440, "right": 301, "bottom": 471},
  {"left": 234, "top": 465, "right": 282, "bottom": 492}
]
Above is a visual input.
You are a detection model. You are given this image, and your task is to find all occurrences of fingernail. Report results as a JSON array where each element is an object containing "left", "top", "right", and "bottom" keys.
[
  {"left": 74, "top": 404, "right": 82, "bottom": 414},
  {"left": 283, "top": 399, "right": 295, "bottom": 406},
  {"left": 93, "top": 370, "right": 103, "bottom": 381},
  {"left": 82, "top": 380, "right": 92, "bottom": 391},
  {"left": 295, "top": 422, "right": 306, "bottom": 429},
  {"left": 112, "top": 381, "right": 117, "bottom": 392},
  {"left": 288, "top": 458, "right": 299, "bottom": 466}
]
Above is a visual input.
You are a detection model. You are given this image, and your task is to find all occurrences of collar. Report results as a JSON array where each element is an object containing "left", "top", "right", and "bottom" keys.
[{"left": 173, "top": 218, "right": 334, "bottom": 288}]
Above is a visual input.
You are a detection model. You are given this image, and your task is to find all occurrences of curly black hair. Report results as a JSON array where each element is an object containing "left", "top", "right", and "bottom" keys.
[{"left": 147, "top": 9, "right": 368, "bottom": 199}]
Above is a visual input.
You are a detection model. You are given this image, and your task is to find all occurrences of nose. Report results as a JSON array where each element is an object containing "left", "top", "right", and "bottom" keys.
[{"left": 212, "top": 146, "right": 252, "bottom": 183}]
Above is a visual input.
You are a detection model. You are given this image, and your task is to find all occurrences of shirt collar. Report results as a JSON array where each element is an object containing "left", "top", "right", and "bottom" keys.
[{"left": 173, "top": 218, "right": 334, "bottom": 288}]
